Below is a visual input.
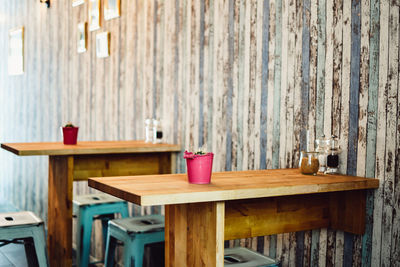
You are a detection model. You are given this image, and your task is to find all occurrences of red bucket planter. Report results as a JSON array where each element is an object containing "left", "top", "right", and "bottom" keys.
[
  {"left": 184, "top": 151, "right": 214, "bottom": 184},
  {"left": 62, "top": 127, "right": 79, "bottom": 145}
]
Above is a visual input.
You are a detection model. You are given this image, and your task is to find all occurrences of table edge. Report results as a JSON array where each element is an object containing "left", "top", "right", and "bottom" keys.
[{"left": 88, "top": 177, "right": 379, "bottom": 206}]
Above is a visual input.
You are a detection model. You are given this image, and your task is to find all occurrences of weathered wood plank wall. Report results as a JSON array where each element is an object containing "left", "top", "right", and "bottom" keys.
[{"left": 0, "top": 0, "right": 399, "bottom": 266}]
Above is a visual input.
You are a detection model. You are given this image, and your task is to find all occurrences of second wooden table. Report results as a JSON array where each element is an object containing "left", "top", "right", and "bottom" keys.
[
  {"left": 88, "top": 169, "right": 379, "bottom": 267},
  {"left": 1, "top": 140, "right": 180, "bottom": 267}
]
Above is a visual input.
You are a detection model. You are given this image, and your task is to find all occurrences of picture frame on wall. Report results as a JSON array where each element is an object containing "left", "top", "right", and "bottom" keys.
[
  {"left": 96, "top": 32, "right": 110, "bottom": 58},
  {"left": 72, "top": 0, "right": 84, "bottom": 7},
  {"left": 77, "top": 22, "right": 87, "bottom": 53},
  {"left": 88, "top": 0, "right": 101, "bottom": 31},
  {"left": 8, "top": 27, "right": 24, "bottom": 75},
  {"left": 104, "top": 0, "right": 120, "bottom": 20}
]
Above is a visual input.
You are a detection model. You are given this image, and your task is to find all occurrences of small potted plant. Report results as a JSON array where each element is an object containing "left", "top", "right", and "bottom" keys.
[
  {"left": 183, "top": 148, "right": 214, "bottom": 184},
  {"left": 62, "top": 122, "right": 79, "bottom": 145}
]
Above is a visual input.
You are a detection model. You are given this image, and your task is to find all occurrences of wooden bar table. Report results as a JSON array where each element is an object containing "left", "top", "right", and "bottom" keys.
[
  {"left": 1, "top": 141, "right": 180, "bottom": 267},
  {"left": 88, "top": 169, "right": 379, "bottom": 267}
]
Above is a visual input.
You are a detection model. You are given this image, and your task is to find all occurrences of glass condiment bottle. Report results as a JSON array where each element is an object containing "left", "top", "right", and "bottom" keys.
[
  {"left": 145, "top": 119, "right": 153, "bottom": 143},
  {"left": 300, "top": 151, "right": 319, "bottom": 175},
  {"left": 152, "top": 119, "right": 163, "bottom": 144},
  {"left": 325, "top": 135, "right": 341, "bottom": 174},
  {"left": 315, "top": 134, "right": 328, "bottom": 173}
]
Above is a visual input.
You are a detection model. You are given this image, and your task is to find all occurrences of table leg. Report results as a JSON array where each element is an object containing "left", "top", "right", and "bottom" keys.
[
  {"left": 48, "top": 156, "right": 74, "bottom": 267},
  {"left": 165, "top": 201, "right": 225, "bottom": 267}
]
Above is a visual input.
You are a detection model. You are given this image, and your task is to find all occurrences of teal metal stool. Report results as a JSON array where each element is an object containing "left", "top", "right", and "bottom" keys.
[
  {"left": 0, "top": 211, "right": 48, "bottom": 267},
  {"left": 104, "top": 214, "right": 165, "bottom": 267},
  {"left": 224, "top": 247, "right": 280, "bottom": 267},
  {"left": 73, "top": 193, "right": 129, "bottom": 267}
]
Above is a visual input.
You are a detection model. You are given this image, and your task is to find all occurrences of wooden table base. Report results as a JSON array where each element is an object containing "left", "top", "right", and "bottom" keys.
[
  {"left": 48, "top": 152, "right": 175, "bottom": 266},
  {"left": 165, "top": 190, "right": 366, "bottom": 267}
]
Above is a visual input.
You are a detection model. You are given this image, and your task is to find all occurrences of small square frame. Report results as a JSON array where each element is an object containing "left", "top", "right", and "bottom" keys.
[
  {"left": 72, "top": 0, "right": 84, "bottom": 7},
  {"left": 96, "top": 32, "right": 110, "bottom": 58},
  {"left": 88, "top": 0, "right": 101, "bottom": 31},
  {"left": 77, "top": 22, "right": 88, "bottom": 53},
  {"left": 8, "top": 27, "right": 24, "bottom": 75},
  {"left": 104, "top": 0, "right": 120, "bottom": 20}
]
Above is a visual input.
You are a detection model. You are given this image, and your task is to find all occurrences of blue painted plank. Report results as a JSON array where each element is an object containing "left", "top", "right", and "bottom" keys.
[
  {"left": 344, "top": 0, "right": 361, "bottom": 265},
  {"left": 300, "top": 0, "right": 310, "bottom": 153},
  {"left": 361, "top": 1, "right": 379, "bottom": 266},
  {"left": 270, "top": 0, "right": 282, "bottom": 258},
  {"left": 173, "top": 0, "right": 180, "bottom": 144},
  {"left": 225, "top": 0, "right": 235, "bottom": 171},
  {"left": 206, "top": 0, "right": 215, "bottom": 154},
  {"left": 272, "top": 0, "right": 282, "bottom": 170},
  {"left": 152, "top": 0, "right": 158, "bottom": 118},
  {"left": 236, "top": 0, "right": 245, "bottom": 170},
  {"left": 198, "top": 0, "right": 205, "bottom": 148},
  {"left": 260, "top": 0, "right": 270, "bottom": 170}
]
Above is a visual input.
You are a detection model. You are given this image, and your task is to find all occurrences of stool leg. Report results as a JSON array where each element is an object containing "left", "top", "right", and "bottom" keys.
[
  {"left": 77, "top": 207, "right": 93, "bottom": 267},
  {"left": 120, "top": 203, "right": 129, "bottom": 218},
  {"left": 104, "top": 232, "right": 117, "bottom": 267},
  {"left": 31, "top": 226, "right": 49, "bottom": 267},
  {"left": 130, "top": 238, "right": 145, "bottom": 267},
  {"left": 24, "top": 237, "right": 39, "bottom": 267},
  {"left": 123, "top": 239, "right": 137, "bottom": 267},
  {"left": 100, "top": 214, "right": 114, "bottom": 246}
]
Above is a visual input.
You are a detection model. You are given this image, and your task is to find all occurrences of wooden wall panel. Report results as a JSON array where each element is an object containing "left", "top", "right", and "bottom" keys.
[{"left": 0, "top": 0, "right": 399, "bottom": 266}]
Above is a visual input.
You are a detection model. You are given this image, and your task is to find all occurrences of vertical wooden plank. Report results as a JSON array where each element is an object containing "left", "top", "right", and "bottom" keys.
[
  {"left": 301, "top": 0, "right": 312, "bottom": 263},
  {"left": 259, "top": 0, "right": 270, "bottom": 170},
  {"left": 236, "top": 0, "right": 245, "bottom": 171},
  {"left": 353, "top": 0, "right": 370, "bottom": 265},
  {"left": 205, "top": 0, "right": 215, "bottom": 156},
  {"left": 198, "top": 0, "right": 206, "bottom": 149},
  {"left": 315, "top": 0, "right": 326, "bottom": 139},
  {"left": 266, "top": 0, "right": 275, "bottom": 170},
  {"left": 265, "top": 0, "right": 276, "bottom": 252},
  {"left": 145, "top": 0, "right": 155, "bottom": 120},
  {"left": 123, "top": 0, "right": 134, "bottom": 140},
  {"left": 371, "top": 0, "right": 388, "bottom": 265},
  {"left": 231, "top": 0, "right": 240, "bottom": 172},
  {"left": 278, "top": 0, "right": 288, "bottom": 169},
  {"left": 392, "top": 36, "right": 400, "bottom": 266},
  {"left": 165, "top": 202, "right": 225, "bottom": 267},
  {"left": 253, "top": 0, "right": 263, "bottom": 173},
  {"left": 48, "top": 156, "right": 73, "bottom": 267},
  {"left": 272, "top": 0, "right": 282, "bottom": 170},
  {"left": 155, "top": 0, "right": 165, "bottom": 122},
  {"left": 287, "top": 0, "right": 297, "bottom": 263},
  {"left": 240, "top": 0, "right": 250, "bottom": 171},
  {"left": 225, "top": 0, "right": 235, "bottom": 172},
  {"left": 381, "top": 3, "right": 398, "bottom": 266},
  {"left": 362, "top": 0, "right": 379, "bottom": 265},
  {"left": 189, "top": 0, "right": 200, "bottom": 151},
  {"left": 270, "top": 0, "right": 281, "bottom": 256},
  {"left": 176, "top": 0, "right": 187, "bottom": 172},
  {"left": 162, "top": 0, "right": 176, "bottom": 145}
]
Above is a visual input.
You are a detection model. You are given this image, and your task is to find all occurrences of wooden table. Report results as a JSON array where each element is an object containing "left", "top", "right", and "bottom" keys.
[
  {"left": 1, "top": 141, "right": 180, "bottom": 267},
  {"left": 88, "top": 169, "right": 379, "bottom": 267}
]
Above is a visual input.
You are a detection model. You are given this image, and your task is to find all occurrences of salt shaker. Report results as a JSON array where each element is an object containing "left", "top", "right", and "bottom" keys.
[
  {"left": 145, "top": 119, "right": 153, "bottom": 143},
  {"left": 315, "top": 134, "right": 328, "bottom": 173}
]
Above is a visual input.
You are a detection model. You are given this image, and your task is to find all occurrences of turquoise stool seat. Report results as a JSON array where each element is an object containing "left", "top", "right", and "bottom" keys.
[
  {"left": 0, "top": 211, "right": 48, "bottom": 267},
  {"left": 224, "top": 247, "right": 280, "bottom": 267},
  {"left": 104, "top": 214, "right": 165, "bottom": 267},
  {"left": 73, "top": 193, "right": 129, "bottom": 267}
]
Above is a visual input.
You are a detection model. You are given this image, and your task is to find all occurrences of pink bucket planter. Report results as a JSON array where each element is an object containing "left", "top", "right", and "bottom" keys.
[
  {"left": 184, "top": 151, "right": 214, "bottom": 184},
  {"left": 62, "top": 127, "right": 79, "bottom": 145}
]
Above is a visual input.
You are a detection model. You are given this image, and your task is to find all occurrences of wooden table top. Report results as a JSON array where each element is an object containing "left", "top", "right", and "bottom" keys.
[
  {"left": 1, "top": 140, "right": 181, "bottom": 156},
  {"left": 88, "top": 168, "right": 379, "bottom": 206}
]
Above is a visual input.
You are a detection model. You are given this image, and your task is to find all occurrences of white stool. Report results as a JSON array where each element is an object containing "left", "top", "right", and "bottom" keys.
[{"left": 0, "top": 211, "right": 48, "bottom": 267}]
